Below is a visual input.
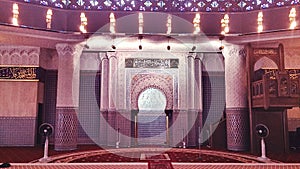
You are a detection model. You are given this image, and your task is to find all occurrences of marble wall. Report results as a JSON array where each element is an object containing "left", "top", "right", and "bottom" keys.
[
  {"left": 0, "top": 81, "right": 38, "bottom": 117},
  {"left": 0, "top": 45, "right": 40, "bottom": 146}
]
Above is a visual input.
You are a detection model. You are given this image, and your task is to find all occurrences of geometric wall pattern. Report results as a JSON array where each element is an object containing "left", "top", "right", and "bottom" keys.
[
  {"left": 0, "top": 117, "right": 36, "bottom": 146},
  {"left": 226, "top": 108, "right": 250, "bottom": 151},
  {"left": 55, "top": 107, "right": 78, "bottom": 150},
  {"left": 131, "top": 73, "right": 173, "bottom": 110}
]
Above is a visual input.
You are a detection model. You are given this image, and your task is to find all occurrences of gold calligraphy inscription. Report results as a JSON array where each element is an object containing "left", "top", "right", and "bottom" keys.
[
  {"left": 0, "top": 67, "right": 37, "bottom": 79},
  {"left": 253, "top": 49, "right": 278, "bottom": 55}
]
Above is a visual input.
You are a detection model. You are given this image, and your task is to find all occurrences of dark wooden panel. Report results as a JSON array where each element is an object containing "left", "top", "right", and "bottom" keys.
[{"left": 251, "top": 109, "right": 289, "bottom": 155}]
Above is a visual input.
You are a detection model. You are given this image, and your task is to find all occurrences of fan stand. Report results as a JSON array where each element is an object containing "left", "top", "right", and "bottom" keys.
[
  {"left": 39, "top": 135, "right": 51, "bottom": 163},
  {"left": 257, "top": 137, "right": 271, "bottom": 162}
]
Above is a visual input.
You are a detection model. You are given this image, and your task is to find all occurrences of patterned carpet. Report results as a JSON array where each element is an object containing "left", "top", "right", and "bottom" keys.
[
  {"left": 1, "top": 146, "right": 300, "bottom": 169},
  {"left": 1, "top": 145, "right": 300, "bottom": 163},
  {"left": 2, "top": 163, "right": 300, "bottom": 169},
  {"left": 30, "top": 148, "right": 275, "bottom": 163}
]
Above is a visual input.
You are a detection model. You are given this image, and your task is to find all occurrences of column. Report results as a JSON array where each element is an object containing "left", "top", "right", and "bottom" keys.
[
  {"left": 194, "top": 53, "right": 203, "bottom": 145},
  {"left": 99, "top": 52, "right": 109, "bottom": 146},
  {"left": 187, "top": 54, "right": 195, "bottom": 110},
  {"left": 223, "top": 45, "right": 250, "bottom": 151},
  {"left": 54, "top": 43, "right": 83, "bottom": 151},
  {"left": 187, "top": 54, "right": 197, "bottom": 146},
  {"left": 107, "top": 52, "right": 118, "bottom": 146}
]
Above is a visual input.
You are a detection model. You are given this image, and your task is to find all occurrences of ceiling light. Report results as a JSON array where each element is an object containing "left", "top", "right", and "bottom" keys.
[{"left": 167, "top": 45, "right": 171, "bottom": 50}]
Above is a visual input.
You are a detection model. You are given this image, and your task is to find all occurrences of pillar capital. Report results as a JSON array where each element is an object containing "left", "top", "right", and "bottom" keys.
[
  {"left": 223, "top": 44, "right": 246, "bottom": 59},
  {"left": 99, "top": 52, "right": 108, "bottom": 61},
  {"left": 56, "top": 43, "right": 83, "bottom": 58},
  {"left": 195, "top": 53, "right": 203, "bottom": 60},
  {"left": 187, "top": 52, "right": 197, "bottom": 59},
  {"left": 55, "top": 43, "right": 83, "bottom": 107},
  {"left": 107, "top": 51, "right": 117, "bottom": 59}
]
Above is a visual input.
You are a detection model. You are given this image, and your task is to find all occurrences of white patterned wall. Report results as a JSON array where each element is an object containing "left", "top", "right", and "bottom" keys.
[
  {"left": 284, "top": 48, "right": 300, "bottom": 69},
  {"left": 0, "top": 45, "right": 40, "bottom": 66},
  {"left": 80, "top": 52, "right": 101, "bottom": 71},
  {"left": 223, "top": 45, "right": 247, "bottom": 108},
  {"left": 116, "top": 51, "right": 186, "bottom": 110}
]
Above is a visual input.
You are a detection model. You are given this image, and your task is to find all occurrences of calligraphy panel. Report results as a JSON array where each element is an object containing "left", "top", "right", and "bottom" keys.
[{"left": 0, "top": 67, "right": 38, "bottom": 80}]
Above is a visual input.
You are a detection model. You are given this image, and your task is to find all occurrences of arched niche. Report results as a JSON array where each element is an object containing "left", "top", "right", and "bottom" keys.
[
  {"left": 130, "top": 73, "right": 173, "bottom": 110},
  {"left": 136, "top": 87, "right": 168, "bottom": 145},
  {"left": 254, "top": 56, "right": 278, "bottom": 71},
  {"left": 138, "top": 88, "right": 167, "bottom": 111}
]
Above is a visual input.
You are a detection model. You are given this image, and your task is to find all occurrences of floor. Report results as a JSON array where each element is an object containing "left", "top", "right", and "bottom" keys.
[
  {"left": 2, "top": 163, "right": 300, "bottom": 169},
  {"left": 0, "top": 145, "right": 300, "bottom": 169}
]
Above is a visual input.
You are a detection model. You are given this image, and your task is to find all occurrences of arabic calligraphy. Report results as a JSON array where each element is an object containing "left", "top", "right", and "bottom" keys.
[
  {"left": 253, "top": 49, "right": 278, "bottom": 55},
  {"left": 0, "top": 67, "right": 37, "bottom": 80},
  {"left": 125, "top": 58, "right": 179, "bottom": 68}
]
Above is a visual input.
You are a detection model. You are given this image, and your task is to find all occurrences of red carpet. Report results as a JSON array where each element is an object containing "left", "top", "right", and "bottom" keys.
[
  {"left": 144, "top": 154, "right": 173, "bottom": 169},
  {"left": 1, "top": 145, "right": 300, "bottom": 163},
  {"left": 148, "top": 161, "right": 173, "bottom": 169}
]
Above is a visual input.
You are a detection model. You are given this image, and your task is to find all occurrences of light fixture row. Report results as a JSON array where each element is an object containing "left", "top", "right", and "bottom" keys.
[
  {"left": 79, "top": 12, "right": 88, "bottom": 33},
  {"left": 10, "top": 3, "right": 298, "bottom": 34},
  {"left": 110, "top": 35, "right": 172, "bottom": 51},
  {"left": 257, "top": 11, "right": 263, "bottom": 33},
  {"left": 221, "top": 14, "right": 229, "bottom": 35}
]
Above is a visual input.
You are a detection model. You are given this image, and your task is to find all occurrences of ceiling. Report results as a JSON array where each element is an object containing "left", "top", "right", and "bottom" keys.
[{"left": 10, "top": 0, "right": 299, "bottom": 12}]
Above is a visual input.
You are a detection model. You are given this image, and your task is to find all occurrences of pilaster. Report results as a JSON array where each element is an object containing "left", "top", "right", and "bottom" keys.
[
  {"left": 99, "top": 52, "right": 109, "bottom": 145},
  {"left": 54, "top": 43, "right": 83, "bottom": 151},
  {"left": 223, "top": 44, "right": 250, "bottom": 151}
]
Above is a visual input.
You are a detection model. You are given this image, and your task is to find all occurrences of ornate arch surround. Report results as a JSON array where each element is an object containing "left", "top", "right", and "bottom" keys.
[{"left": 130, "top": 73, "right": 173, "bottom": 110}]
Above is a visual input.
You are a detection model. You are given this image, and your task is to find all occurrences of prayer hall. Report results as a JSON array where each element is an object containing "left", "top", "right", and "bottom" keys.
[{"left": 0, "top": 0, "right": 300, "bottom": 168}]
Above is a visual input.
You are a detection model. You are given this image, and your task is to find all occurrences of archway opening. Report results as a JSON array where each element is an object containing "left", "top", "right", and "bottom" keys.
[{"left": 137, "top": 88, "right": 167, "bottom": 145}]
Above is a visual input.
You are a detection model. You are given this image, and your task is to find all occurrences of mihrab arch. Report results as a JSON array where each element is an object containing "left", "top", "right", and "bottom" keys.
[{"left": 130, "top": 73, "right": 173, "bottom": 110}]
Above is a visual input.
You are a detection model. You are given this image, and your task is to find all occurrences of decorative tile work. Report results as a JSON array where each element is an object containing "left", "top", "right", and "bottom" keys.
[
  {"left": 55, "top": 107, "right": 78, "bottom": 151},
  {"left": 123, "top": 53, "right": 179, "bottom": 110},
  {"left": 130, "top": 73, "right": 173, "bottom": 110},
  {"left": 226, "top": 108, "right": 250, "bottom": 151},
  {"left": 0, "top": 117, "right": 36, "bottom": 146}
]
